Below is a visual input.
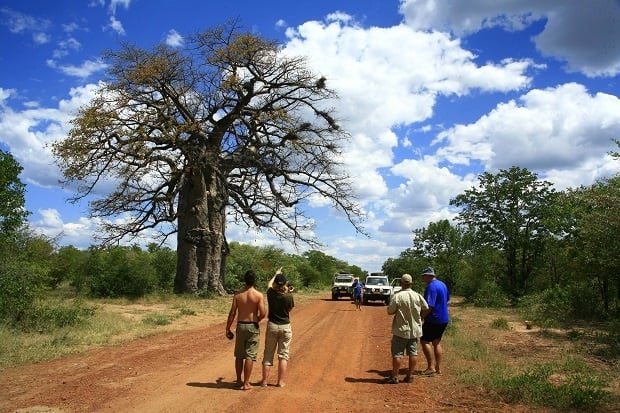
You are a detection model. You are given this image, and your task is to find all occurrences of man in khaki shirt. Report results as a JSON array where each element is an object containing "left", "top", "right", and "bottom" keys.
[
  {"left": 385, "top": 274, "right": 429, "bottom": 384},
  {"left": 226, "top": 270, "right": 266, "bottom": 390}
]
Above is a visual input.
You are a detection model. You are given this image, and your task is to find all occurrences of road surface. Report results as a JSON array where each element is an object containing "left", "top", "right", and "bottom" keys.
[{"left": 1, "top": 295, "right": 524, "bottom": 412}]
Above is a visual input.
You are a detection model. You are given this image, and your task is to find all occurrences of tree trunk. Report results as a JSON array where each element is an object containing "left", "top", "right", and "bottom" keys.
[{"left": 174, "top": 161, "right": 228, "bottom": 295}]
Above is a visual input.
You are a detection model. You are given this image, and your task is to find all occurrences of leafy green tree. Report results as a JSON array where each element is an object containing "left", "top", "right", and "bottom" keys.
[
  {"left": 226, "top": 242, "right": 300, "bottom": 290},
  {"left": 0, "top": 228, "right": 54, "bottom": 323},
  {"left": 412, "top": 219, "right": 470, "bottom": 291},
  {"left": 381, "top": 248, "right": 428, "bottom": 291},
  {"left": 302, "top": 250, "right": 343, "bottom": 285},
  {"left": 51, "top": 22, "right": 363, "bottom": 295},
  {"left": 148, "top": 243, "right": 177, "bottom": 291},
  {"left": 296, "top": 260, "right": 322, "bottom": 287},
  {"left": 451, "top": 167, "right": 559, "bottom": 296},
  {"left": 343, "top": 264, "right": 365, "bottom": 279},
  {"left": 0, "top": 150, "right": 29, "bottom": 240},
  {"left": 564, "top": 176, "right": 620, "bottom": 315},
  {"left": 87, "top": 245, "right": 157, "bottom": 298},
  {"left": 50, "top": 245, "right": 88, "bottom": 291}
]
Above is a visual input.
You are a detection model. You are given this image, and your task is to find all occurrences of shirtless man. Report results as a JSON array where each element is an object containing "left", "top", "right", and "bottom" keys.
[{"left": 225, "top": 270, "right": 266, "bottom": 390}]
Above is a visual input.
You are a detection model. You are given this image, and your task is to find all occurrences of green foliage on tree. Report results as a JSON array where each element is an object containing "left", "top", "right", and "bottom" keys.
[
  {"left": 450, "top": 166, "right": 559, "bottom": 297},
  {"left": 302, "top": 250, "right": 354, "bottom": 284},
  {"left": 226, "top": 242, "right": 295, "bottom": 291},
  {"left": 147, "top": 243, "right": 177, "bottom": 291},
  {"left": 0, "top": 228, "right": 56, "bottom": 325},
  {"left": 49, "top": 245, "right": 87, "bottom": 292},
  {"left": 412, "top": 219, "right": 472, "bottom": 291},
  {"left": 0, "top": 150, "right": 29, "bottom": 240},
  {"left": 381, "top": 248, "right": 428, "bottom": 292},
  {"left": 392, "top": 156, "right": 619, "bottom": 322},
  {"left": 562, "top": 176, "right": 620, "bottom": 316},
  {"left": 223, "top": 243, "right": 356, "bottom": 292},
  {"left": 86, "top": 246, "right": 158, "bottom": 298}
]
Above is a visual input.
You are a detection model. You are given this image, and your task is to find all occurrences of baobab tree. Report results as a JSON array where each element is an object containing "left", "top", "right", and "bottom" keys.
[{"left": 52, "top": 22, "right": 363, "bottom": 294}]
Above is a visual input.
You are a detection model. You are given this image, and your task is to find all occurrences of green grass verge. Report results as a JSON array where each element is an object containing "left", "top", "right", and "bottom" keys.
[
  {"left": 0, "top": 292, "right": 231, "bottom": 369},
  {"left": 0, "top": 288, "right": 324, "bottom": 370},
  {"left": 448, "top": 306, "right": 613, "bottom": 411}
]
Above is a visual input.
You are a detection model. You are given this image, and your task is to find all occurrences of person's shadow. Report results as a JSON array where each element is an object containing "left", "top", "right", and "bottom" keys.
[
  {"left": 344, "top": 369, "right": 391, "bottom": 384},
  {"left": 186, "top": 377, "right": 239, "bottom": 390}
]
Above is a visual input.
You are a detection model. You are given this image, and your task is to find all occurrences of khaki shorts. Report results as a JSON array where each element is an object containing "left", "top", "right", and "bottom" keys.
[
  {"left": 391, "top": 335, "right": 418, "bottom": 358},
  {"left": 262, "top": 321, "right": 292, "bottom": 365},
  {"left": 234, "top": 322, "right": 260, "bottom": 361}
]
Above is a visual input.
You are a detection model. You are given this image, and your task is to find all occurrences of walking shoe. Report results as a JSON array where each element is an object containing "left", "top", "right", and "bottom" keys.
[
  {"left": 404, "top": 375, "right": 414, "bottom": 383},
  {"left": 383, "top": 376, "right": 399, "bottom": 384}
]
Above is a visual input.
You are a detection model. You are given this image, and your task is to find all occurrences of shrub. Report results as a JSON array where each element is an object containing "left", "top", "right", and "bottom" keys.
[
  {"left": 0, "top": 272, "right": 37, "bottom": 323},
  {"left": 148, "top": 245, "right": 176, "bottom": 291},
  {"left": 471, "top": 281, "right": 509, "bottom": 307},
  {"left": 15, "top": 300, "right": 95, "bottom": 332},
  {"left": 88, "top": 246, "right": 158, "bottom": 298},
  {"left": 518, "top": 284, "right": 601, "bottom": 327},
  {"left": 491, "top": 317, "right": 510, "bottom": 330},
  {"left": 0, "top": 258, "right": 48, "bottom": 324}
]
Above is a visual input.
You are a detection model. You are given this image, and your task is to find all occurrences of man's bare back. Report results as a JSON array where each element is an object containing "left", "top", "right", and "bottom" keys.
[{"left": 232, "top": 286, "right": 266, "bottom": 323}]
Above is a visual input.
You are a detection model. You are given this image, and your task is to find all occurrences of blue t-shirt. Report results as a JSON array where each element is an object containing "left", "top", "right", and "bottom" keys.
[
  {"left": 424, "top": 279, "right": 450, "bottom": 324},
  {"left": 352, "top": 281, "right": 363, "bottom": 297}
]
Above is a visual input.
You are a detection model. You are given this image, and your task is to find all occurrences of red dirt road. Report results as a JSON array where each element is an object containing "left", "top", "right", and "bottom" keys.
[{"left": 1, "top": 296, "right": 526, "bottom": 413}]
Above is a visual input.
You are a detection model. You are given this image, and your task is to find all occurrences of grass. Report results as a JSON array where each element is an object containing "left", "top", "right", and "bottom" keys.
[
  {"left": 0, "top": 287, "right": 326, "bottom": 370},
  {"left": 447, "top": 303, "right": 616, "bottom": 411},
  {"left": 0, "top": 292, "right": 231, "bottom": 369}
]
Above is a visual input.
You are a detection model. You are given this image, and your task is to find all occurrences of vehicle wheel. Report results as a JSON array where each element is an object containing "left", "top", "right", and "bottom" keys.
[
  {"left": 332, "top": 293, "right": 337, "bottom": 300},
  {"left": 363, "top": 297, "right": 368, "bottom": 305}
]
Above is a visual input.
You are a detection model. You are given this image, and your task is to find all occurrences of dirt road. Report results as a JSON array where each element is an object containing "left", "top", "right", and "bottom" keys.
[{"left": 1, "top": 296, "right": 524, "bottom": 412}]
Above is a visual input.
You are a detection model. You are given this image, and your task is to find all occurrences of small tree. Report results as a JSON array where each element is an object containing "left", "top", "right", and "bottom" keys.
[
  {"left": 565, "top": 176, "right": 620, "bottom": 315},
  {"left": 52, "top": 22, "right": 363, "bottom": 294},
  {"left": 0, "top": 150, "right": 29, "bottom": 240}
]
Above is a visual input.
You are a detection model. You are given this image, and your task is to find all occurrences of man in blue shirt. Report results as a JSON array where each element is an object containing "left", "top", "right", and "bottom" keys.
[
  {"left": 351, "top": 278, "right": 364, "bottom": 310},
  {"left": 419, "top": 267, "right": 449, "bottom": 376}
]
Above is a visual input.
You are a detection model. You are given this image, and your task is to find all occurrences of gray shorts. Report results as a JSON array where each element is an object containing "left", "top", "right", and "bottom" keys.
[{"left": 390, "top": 335, "right": 418, "bottom": 358}]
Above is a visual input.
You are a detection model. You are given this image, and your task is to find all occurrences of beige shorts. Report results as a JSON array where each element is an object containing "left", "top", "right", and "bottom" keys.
[{"left": 262, "top": 321, "right": 292, "bottom": 365}]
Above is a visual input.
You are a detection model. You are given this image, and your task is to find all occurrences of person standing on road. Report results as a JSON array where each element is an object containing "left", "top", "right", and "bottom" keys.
[
  {"left": 352, "top": 277, "right": 364, "bottom": 310},
  {"left": 225, "top": 270, "right": 267, "bottom": 390},
  {"left": 260, "top": 268, "right": 295, "bottom": 388},
  {"left": 419, "top": 266, "right": 450, "bottom": 376},
  {"left": 384, "top": 274, "right": 429, "bottom": 384}
]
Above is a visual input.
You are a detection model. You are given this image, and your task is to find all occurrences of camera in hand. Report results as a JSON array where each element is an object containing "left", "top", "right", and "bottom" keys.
[{"left": 226, "top": 331, "right": 234, "bottom": 340}]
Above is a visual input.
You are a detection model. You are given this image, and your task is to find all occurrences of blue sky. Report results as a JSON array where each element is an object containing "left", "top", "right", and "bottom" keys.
[{"left": 2, "top": 0, "right": 620, "bottom": 273}]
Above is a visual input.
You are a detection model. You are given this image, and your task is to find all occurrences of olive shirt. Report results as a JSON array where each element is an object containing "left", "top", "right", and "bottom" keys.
[
  {"left": 266, "top": 288, "right": 294, "bottom": 325},
  {"left": 387, "top": 288, "right": 429, "bottom": 339}
]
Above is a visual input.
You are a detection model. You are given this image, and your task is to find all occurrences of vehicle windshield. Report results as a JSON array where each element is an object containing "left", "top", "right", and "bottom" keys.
[
  {"left": 366, "top": 277, "right": 386, "bottom": 286},
  {"left": 335, "top": 276, "right": 354, "bottom": 283}
]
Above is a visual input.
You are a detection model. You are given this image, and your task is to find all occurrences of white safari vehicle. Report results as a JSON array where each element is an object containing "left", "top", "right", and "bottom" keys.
[
  {"left": 331, "top": 272, "right": 355, "bottom": 300},
  {"left": 363, "top": 273, "right": 392, "bottom": 305}
]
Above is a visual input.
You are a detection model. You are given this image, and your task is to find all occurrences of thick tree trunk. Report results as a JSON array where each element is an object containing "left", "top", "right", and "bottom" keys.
[{"left": 174, "top": 162, "right": 228, "bottom": 295}]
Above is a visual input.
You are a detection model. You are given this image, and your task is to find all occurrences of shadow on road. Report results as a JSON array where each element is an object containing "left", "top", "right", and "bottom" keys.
[
  {"left": 344, "top": 369, "right": 393, "bottom": 384},
  {"left": 187, "top": 377, "right": 239, "bottom": 390}
]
